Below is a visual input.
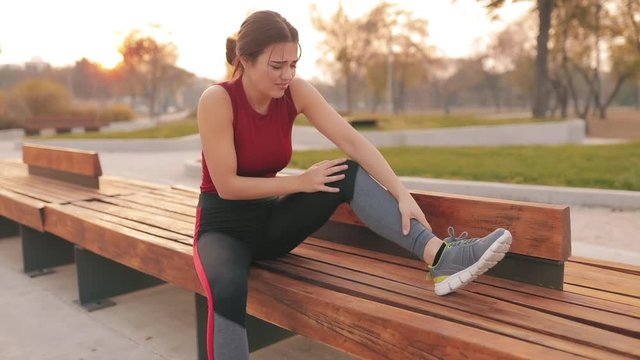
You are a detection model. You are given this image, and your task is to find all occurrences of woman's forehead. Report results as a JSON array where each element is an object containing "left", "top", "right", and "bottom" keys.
[{"left": 264, "top": 42, "right": 299, "bottom": 61}]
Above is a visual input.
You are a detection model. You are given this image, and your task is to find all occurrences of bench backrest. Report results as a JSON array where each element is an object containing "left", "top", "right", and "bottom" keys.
[
  {"left": 23, "top": 143, "right": 102, "bottom": 188},
  {"left": 327, "top": 189, "right": 571, "bottom": 288}
]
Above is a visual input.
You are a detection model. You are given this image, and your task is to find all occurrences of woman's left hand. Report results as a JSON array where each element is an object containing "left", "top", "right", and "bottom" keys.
[{"left": 398, "top": 192, "right": 432, "bottom": 235}]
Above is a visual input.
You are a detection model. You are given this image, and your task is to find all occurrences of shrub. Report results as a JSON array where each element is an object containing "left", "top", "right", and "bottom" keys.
[
  {"left": 12, "top": 78, "right": 71, "bottom": 116},
  {"left": 101, "top": 103, "right": 135, "bottom": 122}
]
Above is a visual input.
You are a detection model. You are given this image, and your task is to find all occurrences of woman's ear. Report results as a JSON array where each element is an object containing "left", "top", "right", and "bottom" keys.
[{"left": 239, "top": 56, "right": 250, "bottom": 69}]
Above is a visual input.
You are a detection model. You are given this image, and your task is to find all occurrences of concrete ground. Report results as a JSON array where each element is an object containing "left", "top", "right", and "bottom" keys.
[{"left": 0, "top": 135, "right": 638, "bottom": 359}]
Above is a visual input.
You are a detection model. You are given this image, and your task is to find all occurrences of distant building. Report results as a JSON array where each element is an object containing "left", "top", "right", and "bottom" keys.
[{"left": 24, "top": 57, "right": 51, "bottom": 73}]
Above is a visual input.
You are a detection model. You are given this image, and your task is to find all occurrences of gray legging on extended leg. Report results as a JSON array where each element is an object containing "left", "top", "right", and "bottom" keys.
[{"left": 192, "top": 161, "right": 435, "bottom": 359}]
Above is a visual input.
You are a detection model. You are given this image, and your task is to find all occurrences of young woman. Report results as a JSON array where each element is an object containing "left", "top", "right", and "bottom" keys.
[{"left": 194, "top": 10, "right": 512, "bottom": 360}]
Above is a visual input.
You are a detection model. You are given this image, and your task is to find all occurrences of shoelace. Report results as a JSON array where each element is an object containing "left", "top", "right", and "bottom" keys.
[{"left": 445, "top": 226, "right": 477, "bottom": 246}]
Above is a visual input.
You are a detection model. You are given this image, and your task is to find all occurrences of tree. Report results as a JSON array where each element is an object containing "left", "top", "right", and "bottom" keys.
[
  {"left": 70, "top": 58, "right": 112, "bottom": 99},
  {"left": 311, "top": 3, "right": 367, "bottom": 113},
  {"left": 118, "top": 29, "right": 179, "bottom": 119},
  {"left": 481, "top": 0, "right": 555, "bottom": 118},
  {"left": 313, "top": 2, "right": 433, "bottom": 113},
  {"left": 550, "top": 0, "right": 640, "bottom": 120}
]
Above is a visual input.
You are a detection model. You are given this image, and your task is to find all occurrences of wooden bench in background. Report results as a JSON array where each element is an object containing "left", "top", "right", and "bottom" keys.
[
  {"left": 345, "top": 116, "right": 379, "bottom": 128},
  {"left": 24, "top": 115, "right": 108, "bottom": 136},
  {"left": 0, "top": 144, "right": 638, "bottom": 359}
]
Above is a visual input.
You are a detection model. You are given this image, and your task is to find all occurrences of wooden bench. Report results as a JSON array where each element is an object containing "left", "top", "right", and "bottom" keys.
[
  {"left": 345, "top": 116, "right": 379, "bottom": 128},
  {"left": 0, "top": 144, "right": 638, "bottom": 359},
  {"left": 24, "top": 115, "right": 108, "bottom": 136}
]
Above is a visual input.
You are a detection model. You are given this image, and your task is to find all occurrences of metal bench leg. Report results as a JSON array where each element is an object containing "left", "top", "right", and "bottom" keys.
[
  {"left": 21, "top": 225, "right": 74, "bottom": 277},
  {"left": 0, "top": 217, "right": 19, "bottom": 238},
  {"left": 75, "top": 247, "right": 164, "bottom": 311},
  {"left": 195, "top": 293, "right": 295, "bottom": 360}
]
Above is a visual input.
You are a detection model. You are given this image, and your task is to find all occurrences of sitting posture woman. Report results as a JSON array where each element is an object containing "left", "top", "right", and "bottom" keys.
[{"left": 193, "top": 10, "right": 512, "bottom": 360}]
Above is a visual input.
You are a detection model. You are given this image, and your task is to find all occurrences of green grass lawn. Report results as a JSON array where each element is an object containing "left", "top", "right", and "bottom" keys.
[
  {"left": 29, "top": 112, "right": 553, "bottom": 140},
  {"left": 29, "top": 119, "right": 200, "bottom": 139},
  {"left": 290, "top": 142, "right": 640, "bottom": 191}
]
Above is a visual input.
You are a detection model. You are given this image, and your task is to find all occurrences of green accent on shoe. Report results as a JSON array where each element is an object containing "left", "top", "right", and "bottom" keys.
[{"left": 428, "top": 226, "right": 512, "bottom": 296}]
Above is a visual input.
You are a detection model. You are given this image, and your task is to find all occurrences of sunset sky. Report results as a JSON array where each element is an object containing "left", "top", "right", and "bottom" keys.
[{"left": 0, "top": 0, "right": 532, "bottom": 81}]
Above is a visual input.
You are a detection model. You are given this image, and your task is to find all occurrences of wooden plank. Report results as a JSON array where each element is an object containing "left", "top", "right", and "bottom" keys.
[
  {"left": 23, "top": 143, "right": 102, "bottom": 177},
  {"left": 116, "top": 193, "right": 196, "bottom": 216},
  {"left": 147, "top": 189, "right": 199, "bottom": 207},
  {"left": 563, "top": 284, "right": 640, "bottom": 308},
  {"left": 0, "top": 176, "right": 102, "bottom": 203},
  {"left": 97, "top": 196, "right": 194, "bottom": 223},
  {"left": 565, "top": 262, "right": 640, "bottom": 298},
  {"left": 0, "top": 159, "right": 27, "bottom": 177},
  {"left": 248, "top": 268, "right": 586, "bottom": 360},
  {"left": 463, "top": 282, "right": 640, "bottom": 337},
  {"left": 62, "top": 201, "right": 192, "bottom": 245},
  {"left": 329, "top": 190, "right": 571, "bottom": 261},
  {"left": 43, "top": 203, "right": 200, "bottom": 293},
  {"left": 132, "top": 190, "right": 199, "bottom": 208},
  {"left": 0, "top": 178, "right": 71, "bottom": 203},
  {"left": 569, "top": 257, "right": 640, "bottom": 276},
  {"left": 477, "top": 276, "right": 640, "bottom": 319},
  {"left": 72, "top": 199, "right": 194, "bottom": 239},
  {"left": 273, "top": 250, "right": 640, "bottom": 358},
  {"left": 100, "top": 175, "right": 169, "bottom": 192},
  {"left": 0, "top": 189, "right": 44, "bottom": 231},
  {"left": 170, "top": 184, "right": 199, "bottom": 194}
]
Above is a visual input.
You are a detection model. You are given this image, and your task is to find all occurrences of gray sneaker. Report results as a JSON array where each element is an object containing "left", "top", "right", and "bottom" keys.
[{"left": 429, "top": 226, "right": 512, "bottom": 296}]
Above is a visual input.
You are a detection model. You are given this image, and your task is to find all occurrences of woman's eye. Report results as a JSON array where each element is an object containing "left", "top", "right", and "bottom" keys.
[{"left": 271, "top": 65, "right": 282, "bottom": 70}]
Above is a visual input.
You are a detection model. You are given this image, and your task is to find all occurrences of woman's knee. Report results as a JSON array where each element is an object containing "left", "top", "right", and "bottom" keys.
[{"left": 339, "top": 159, "right": 360, "bottom": 201}]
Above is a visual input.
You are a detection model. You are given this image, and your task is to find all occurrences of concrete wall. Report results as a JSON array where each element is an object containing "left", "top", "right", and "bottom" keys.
[{"left": 293, "top": 119, "right": 586, "bottom": 149}]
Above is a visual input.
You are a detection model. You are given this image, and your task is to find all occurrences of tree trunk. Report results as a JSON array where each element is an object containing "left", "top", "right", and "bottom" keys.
[{"left": 532, "top": 0, "right": 554, "bottom": 118}]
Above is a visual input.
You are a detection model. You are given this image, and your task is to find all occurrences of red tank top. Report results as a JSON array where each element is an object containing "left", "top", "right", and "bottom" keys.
[{"left": 200, "top": 79, "right": 298, "bottom": 193}]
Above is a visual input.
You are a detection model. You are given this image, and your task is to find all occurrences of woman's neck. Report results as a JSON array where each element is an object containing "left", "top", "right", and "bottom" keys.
[{"left": 241, "top": 75, "right": 270, "bottom": 115}]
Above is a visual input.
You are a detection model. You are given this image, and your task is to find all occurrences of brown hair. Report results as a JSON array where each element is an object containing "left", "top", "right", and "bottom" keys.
[{"left": 226, "top": 10, "right": 300, "bottom": 79}]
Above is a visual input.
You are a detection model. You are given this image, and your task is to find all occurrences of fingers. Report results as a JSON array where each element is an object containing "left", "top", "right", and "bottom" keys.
[
  {"left": 402, "top": 212, "right": 410, "bottom": 236},
  {"left": 325, "top": 174, "right": 346, "bottom": 183},
  {"left": 320, "top": 185, "right": 340, "bottom": 193}
]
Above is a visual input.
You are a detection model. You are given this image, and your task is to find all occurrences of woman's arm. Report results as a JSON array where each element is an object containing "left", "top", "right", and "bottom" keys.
[
  {"left": 198, "top": 85, "right": 347, "bottom": 200},
  {"left": 289, "top": 77, "right": 431, "bottom": 233}
]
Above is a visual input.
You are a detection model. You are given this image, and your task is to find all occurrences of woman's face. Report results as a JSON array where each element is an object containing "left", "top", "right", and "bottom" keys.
[{"left": 243, "top": 41, "right": 298, "bottom": 99}]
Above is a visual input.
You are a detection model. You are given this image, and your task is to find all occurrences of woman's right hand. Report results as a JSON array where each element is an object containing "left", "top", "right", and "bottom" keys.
[{"left": 297, "top": 158, "right": 349, "bottom": 193}]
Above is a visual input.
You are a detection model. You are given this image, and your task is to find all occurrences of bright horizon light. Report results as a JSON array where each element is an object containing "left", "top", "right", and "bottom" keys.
[{"left": 0, "top": 0, "right": 533, "bottom": 82}]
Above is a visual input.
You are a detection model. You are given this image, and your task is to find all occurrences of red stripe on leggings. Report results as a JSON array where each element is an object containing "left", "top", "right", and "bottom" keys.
[{"left": 193, "top": 207, "right": 215, "bottom": 360}]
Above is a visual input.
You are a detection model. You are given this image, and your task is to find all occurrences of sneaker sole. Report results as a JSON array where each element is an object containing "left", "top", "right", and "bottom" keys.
[{"left": 434, "top": 230, "right": 512, "bottom": 296}]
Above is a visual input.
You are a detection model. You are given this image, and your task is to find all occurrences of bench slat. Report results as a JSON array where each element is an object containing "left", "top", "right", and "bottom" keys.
[
  {"left": 0, "top": 176, "right": 104, "bottom": 203},
  {"left": 0, "top": 188, "right": 45, "bottom": 231},
  {"left": 72, "top": 200, "right": 194, "bottom": 240},
  {"left": 568, "top": 257, "right": 640, "bottom": 276},
  {"left": 476, "top": 276, "right": 640, "bottom": 319},
  {"left": 23, "top": 144, "right": 102, "bottom": 178},
  {"left": 98, "top": 197, "right": 194, "bottom": 223},
  {"left": 64, "top": 201, "right": 192, "bottom": 244},
  {"left": 116, "top": 193, "right": 196, "bottom": 217},
  {"left": 565, "top": 262, "right": 640, "bottom": 299},
  {"left": 101, "top": 176, "right": 170, "bottom": 192}
]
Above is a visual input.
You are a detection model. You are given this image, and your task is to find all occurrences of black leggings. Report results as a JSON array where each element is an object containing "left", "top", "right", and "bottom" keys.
[
  {"left": 193, "top": 161, "right": 358, "bottom": 360},
  {"left": 193, "top": 161, "right": 434, "bottom": 359}
]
